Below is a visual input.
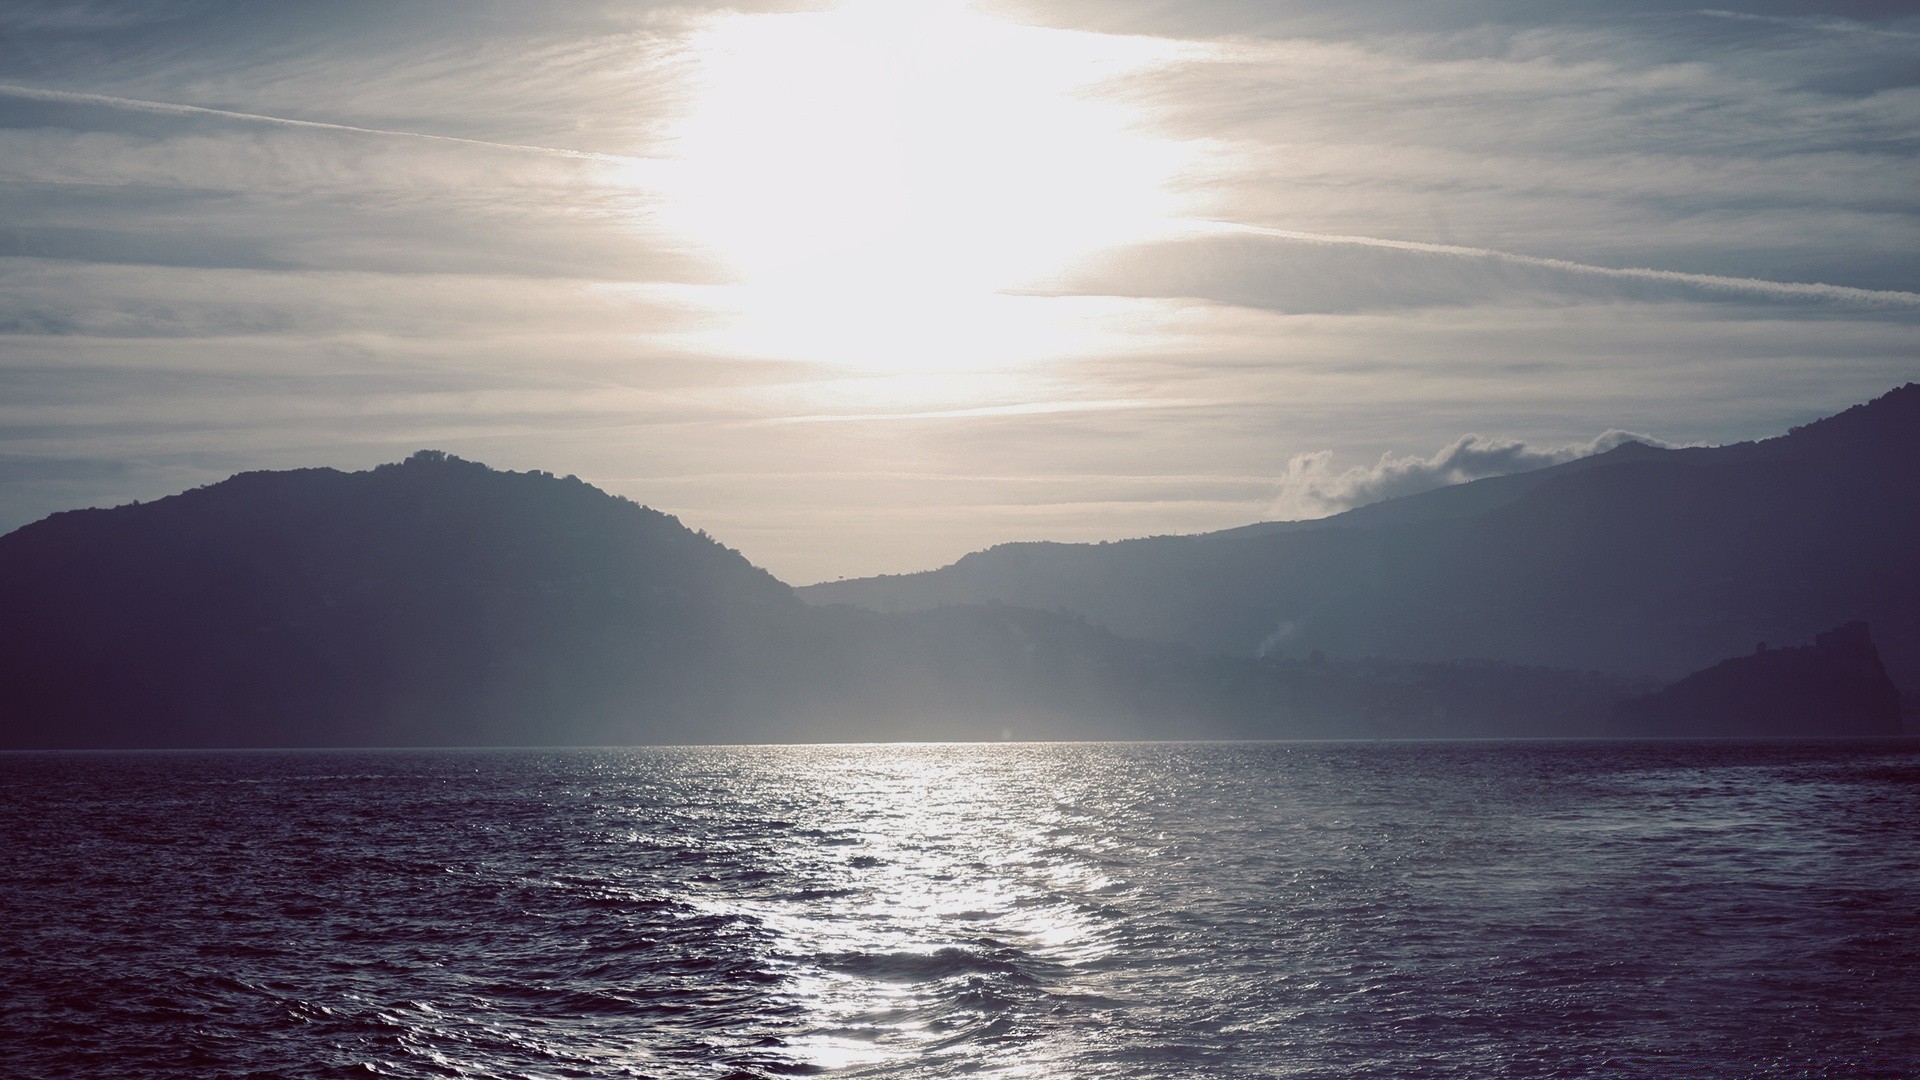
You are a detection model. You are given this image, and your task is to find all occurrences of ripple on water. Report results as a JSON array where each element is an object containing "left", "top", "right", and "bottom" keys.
[{"left": 3, "top": 739, "right": 1919, "bottom": 1078}]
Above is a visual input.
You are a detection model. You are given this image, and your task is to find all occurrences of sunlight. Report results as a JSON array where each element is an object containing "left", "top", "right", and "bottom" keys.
[
  {"left": 680, "top": 746, "right": 1123, "bottom": 1073},
  {"left": 648, "top": 0, "right": 1196, "bottom": 375},
  {"left": 658, "top": 285, "right": 1166, "bottom": 377}
]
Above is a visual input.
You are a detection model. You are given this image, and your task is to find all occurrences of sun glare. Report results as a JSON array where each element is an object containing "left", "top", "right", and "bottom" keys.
[{"left": 650, "top": 0, "right": 1194, "bottom": 374}]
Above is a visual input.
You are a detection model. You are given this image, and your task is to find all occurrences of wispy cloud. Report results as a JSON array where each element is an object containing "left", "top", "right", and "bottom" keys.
[
  {"left": 1206, "top": 223, "right": 1920, "bottom": 308},
  {"left": 1693, "top": 9, "right": 1920, "bottom": 40},
  {"left": 1124, "top": 18, "right": 1920, "bottom": 294},
  {"left": 0, "top": 1, "right": 188, "bottom": 32},
  {"left": 0, "top": 82, "right": 643, "bottom": 163},
  {"left": 1274, "top": 428, "right": 1674, "bottom": 520}
]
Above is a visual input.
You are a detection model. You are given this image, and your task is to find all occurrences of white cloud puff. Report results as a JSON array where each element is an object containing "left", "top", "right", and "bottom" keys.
[{"left": 1274, "top": 428, "right": 1671, "bottom": 519}]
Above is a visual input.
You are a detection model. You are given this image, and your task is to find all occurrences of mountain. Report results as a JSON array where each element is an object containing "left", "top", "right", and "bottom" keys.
[
  {"left": 0, "top": 452, "right": 794, "bottom": 748},
  {"left": 1, "top": 451, "right": 1645, "bottom": 748},
  {"left": 801, "top": 385, "right": 1920, "bottom": 704},
  {"left": 1615, "top": 622, "right": 1903, "bottom": 738},
  {"left": 9, "top": 385, "right": 1911, "bottom": 751}
]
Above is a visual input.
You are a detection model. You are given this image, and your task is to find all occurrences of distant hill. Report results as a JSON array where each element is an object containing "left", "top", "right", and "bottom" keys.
[
  {"left": 801, "top": 385, "right": 1920, "bottom": 707},
  {"left": 1615, "top": 622, "right": 1903, "bottom": 738},
  {"left": 0, "top": 451, "right": 1648, "bottom": 748},
  {"left": 0, "top": 452, "right": 793, "bottom": 748}
]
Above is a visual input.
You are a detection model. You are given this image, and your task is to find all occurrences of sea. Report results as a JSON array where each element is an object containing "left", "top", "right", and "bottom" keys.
[{"left": 4, "top": 739, "right": 1918, "bottom": 1078}]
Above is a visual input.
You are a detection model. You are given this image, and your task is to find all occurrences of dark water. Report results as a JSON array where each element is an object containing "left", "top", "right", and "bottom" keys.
[{"left": 4, "top": 740, "right": 1919, "bottom": 1078}]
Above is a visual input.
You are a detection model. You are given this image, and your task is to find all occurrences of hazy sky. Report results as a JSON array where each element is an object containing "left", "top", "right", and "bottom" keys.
[{"left": 2, "top": 0, "right": 1915, "bottom": 582}]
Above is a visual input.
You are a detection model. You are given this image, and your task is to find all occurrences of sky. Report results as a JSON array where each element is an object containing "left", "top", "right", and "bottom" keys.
[{"left": 0, "top": 0, "right": 1915, "bottom": 584}]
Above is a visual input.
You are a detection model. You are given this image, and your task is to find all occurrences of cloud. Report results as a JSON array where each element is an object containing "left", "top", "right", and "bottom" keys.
[
  {"left": 0, "top": 82, "right": 640, "bottom": 163},
  {"left": 1215, "top": 225, "right": 1920, "bottom": 309},
  {"left": 1048, "top": 228, "right": 1920, "bottom": 315},
  {"left": 1114, "top": 17, "right": 1920, "bottom": 295},
  {"left": 0, "top": 2, "right": 188, "bottom": 32},
  {"left": 1274, "top": 428, "right": 1673, "bottom": 519},
  {"left": 1692, "top": 9, "right": 1920, "bottom": 41}
]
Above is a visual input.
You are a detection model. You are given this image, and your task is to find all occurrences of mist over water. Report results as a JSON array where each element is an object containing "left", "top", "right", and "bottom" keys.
[{"left": 5, "top": 740, "right": 1918, "bottom": 1078}]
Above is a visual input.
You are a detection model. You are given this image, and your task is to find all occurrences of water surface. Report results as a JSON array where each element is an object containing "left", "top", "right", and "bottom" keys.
[{"left": 4, "top": 740, "right": 1917, "bottom": 1077}]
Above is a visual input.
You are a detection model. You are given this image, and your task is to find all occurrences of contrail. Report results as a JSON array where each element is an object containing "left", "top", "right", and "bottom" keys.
[
  {"left": 1205, "top": 222, "right": 1920, "bottom": 307},
  {"left": 0, "top": 82, "right": 646, "bottom": 164}
]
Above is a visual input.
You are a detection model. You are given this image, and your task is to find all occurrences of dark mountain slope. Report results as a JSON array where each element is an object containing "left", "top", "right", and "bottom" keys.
[
  {"left": 801, "top": 437, "right": 1674, "bottom": 630},
  {"left": 2, "top": 451, "right": 1654, "bottom": 747},
  {"left": 0, "top": 452, "right": 801, "bottom": 748},
  {"left": 800, "top": 385, "right": 1920, "bottom": 697}
]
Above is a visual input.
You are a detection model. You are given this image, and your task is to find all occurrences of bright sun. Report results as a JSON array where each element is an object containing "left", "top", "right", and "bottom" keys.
[{"left": 649, "top": 0, "right": 1194, "bottom": 374}]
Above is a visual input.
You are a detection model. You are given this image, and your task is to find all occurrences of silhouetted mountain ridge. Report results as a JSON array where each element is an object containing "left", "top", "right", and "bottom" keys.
[
  {"left": 7, "top": 383, "right": 1915, "bottom": 748},
  {"left": 801, "top": 385, "right": 1920, "bottom": 704},
  {"left": 0, "top": 451, "right": 799, "bottom": 747},
  {"left": 3, "top": 450, "right": 1660, "bottom": 747}
]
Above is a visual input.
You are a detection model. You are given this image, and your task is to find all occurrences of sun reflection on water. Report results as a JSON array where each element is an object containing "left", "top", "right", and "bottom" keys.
[{"left": 681, "top": 744, "right": 1138, "bottom": 1072}]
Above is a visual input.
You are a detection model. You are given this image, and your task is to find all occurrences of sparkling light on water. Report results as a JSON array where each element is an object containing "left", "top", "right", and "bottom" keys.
[{"left": 5, "top": 741, "right": 1919, "bottom": 1077}]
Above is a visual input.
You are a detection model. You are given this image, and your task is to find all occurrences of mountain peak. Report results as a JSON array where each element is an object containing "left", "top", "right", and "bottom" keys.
[{"left": 397, "top": 448, "right": 469, "bottom": 468}]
